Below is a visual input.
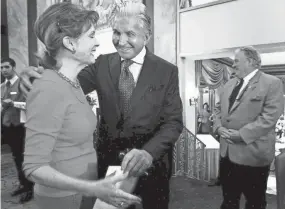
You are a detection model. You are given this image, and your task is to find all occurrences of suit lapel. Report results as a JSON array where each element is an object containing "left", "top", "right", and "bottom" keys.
[
  {"left": 108, "top": 53, "right": 122, "bottom": 118},
  {"left": 108, "top": 53, "right": 121, "bottom": 88},
  {"left": 1, "top": 83, "right": 7, "bottom": 99},
  {"left": 127, "top": 51, "right": 158, "bottom": 116},
  {"left": 229, "top": 71, "right": 261, "bottom": 114},
  {"left": 108, "top": 51, "right": 158, "bottom": 119}
]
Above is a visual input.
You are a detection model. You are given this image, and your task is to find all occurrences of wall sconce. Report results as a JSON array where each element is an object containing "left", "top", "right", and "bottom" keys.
[
  {"left": 189, "top": 88, "right": 199, "bottom": 106},
  {"left": 189, "top": 97, "right": 198, "bottom": 106}
]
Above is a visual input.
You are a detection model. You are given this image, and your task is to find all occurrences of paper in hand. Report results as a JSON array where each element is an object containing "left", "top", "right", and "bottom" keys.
[{"left": 93, "top": 166, "right": 138, "bottom": 209}]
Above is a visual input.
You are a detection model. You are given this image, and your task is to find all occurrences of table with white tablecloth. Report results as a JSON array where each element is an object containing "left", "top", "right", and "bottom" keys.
[{"left": 197, "top": 134, "right": 220, "bottom": 181}]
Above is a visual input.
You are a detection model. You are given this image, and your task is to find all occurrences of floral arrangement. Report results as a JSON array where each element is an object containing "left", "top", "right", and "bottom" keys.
[{"left": 276, "top": 115, "right": 285, "bottom": 140}]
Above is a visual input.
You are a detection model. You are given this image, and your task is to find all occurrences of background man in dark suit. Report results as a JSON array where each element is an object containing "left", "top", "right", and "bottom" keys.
[
  {"left": 19, "top": 2, "right": 183, "bottom": 209},
  {"left": 213, "top": 46, "right": 284, "bottom": 209},
  {"left": 1, "top": 58, "right": 34, "bottom": 203}
]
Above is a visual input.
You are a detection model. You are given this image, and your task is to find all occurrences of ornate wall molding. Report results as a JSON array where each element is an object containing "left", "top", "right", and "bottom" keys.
[
  {"left": 214, "top": 58, "right": 285, "bottom": 76},
  {"left": 67, "top": 0, "right": 142, "bottom": 31},
  {"left": 179, "top": 0, "right": 237, "bottom": 13},
  {"left": 260, "top": 64, "right": 285, "bottom": 76},
  {"left": 213, "top": 57, "right": 233, "bottom": 67}
]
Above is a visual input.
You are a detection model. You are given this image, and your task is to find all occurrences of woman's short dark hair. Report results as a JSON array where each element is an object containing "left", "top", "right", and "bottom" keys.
[
  {"left": 34, "top": 2, "right": 99, "bottom": 69},
  {"left": 203, "top": 102, "right": 209, "bottom": 108},
  {"left": 203, "top": 102, "right": 210, "bottom": 112}
]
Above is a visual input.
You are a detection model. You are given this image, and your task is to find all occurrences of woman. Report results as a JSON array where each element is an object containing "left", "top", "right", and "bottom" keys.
[
  {"left": 22, "top": 2, "right": 141, "bottom": 209},
  {"left": 200, "top": 102, "right": 211, "bottom": 134}
]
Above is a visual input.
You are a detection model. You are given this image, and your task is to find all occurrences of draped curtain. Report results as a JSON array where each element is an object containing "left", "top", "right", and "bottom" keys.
[
  {"left": 196, "top": 60, "right": 232, "bottom": 120},
  {"left": 179, "top": 0, "right": 192, "bottom": 9},
  {"left": 199, "top": 59, "right": 231, "bottom": 89}
]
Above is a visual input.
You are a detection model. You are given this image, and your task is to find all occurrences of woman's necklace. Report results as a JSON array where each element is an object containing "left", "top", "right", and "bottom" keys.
[{"left": 54, "top": 70, "right": 80, "bottom": 89}]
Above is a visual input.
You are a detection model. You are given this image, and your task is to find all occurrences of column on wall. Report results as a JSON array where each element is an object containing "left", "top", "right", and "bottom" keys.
[
  {"left": 184, "top": 58, "right": 197, "bottom": 134},
  {"left": 6, "top": 0, "right": 29, "bottom": 73},
  {"left": 143, "top": 0, "right": 154, "bottom": 53},
  {"left": 1, "top": 0, "right": 9, "bottom": 58},
  {"left": 178, "top": 57, "right": 186, "bottom": 123},
  {"left": 153, "top": 0, "right": 177, "bottom": 65},
  {"left": 196, "top": 60, "right": 203, "bottom": 112},
  {"left": 28, "top": 0, "right": 38, "bottom": 66}
]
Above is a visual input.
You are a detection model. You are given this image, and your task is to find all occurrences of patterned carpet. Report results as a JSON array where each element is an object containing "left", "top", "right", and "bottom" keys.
[
  {"left": 1, "top": 145, "right": 36, "bottom": 209},
  {"left": 1, "top": 144, "right": 278, "bottom": 209}
]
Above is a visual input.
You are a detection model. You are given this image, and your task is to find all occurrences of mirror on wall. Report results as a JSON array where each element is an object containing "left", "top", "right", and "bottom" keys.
[
  {"left": 196, "top": 58, "right": 234, "bottom": 135},
  {"left": 195, "top": 53, "right": 285, "bottom": 136}
]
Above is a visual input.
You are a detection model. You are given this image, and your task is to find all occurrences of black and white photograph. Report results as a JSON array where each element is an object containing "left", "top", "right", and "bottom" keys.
[{"left": 1, "top": 0, "right": 285, "bottom": 209}]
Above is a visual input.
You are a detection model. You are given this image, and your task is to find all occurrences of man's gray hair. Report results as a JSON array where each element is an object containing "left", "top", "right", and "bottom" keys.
[
  {"left": 113, "top": 1, "right": 152, "bottom": 38},
  {"left": 238, "top": 46, "right": 262, "bottom": 69}
]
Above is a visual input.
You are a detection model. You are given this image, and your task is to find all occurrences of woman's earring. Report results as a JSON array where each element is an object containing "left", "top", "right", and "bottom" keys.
[{"left": 71, "top": 48, "right": 76, "bottom": 54}]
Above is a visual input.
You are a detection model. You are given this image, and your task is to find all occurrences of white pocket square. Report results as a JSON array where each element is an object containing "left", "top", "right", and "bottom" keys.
[{"left": 250, "top": 95, "right": 263, "bottom": 101}]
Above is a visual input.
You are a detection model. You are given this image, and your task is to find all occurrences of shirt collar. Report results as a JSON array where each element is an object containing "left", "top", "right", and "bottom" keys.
[
  {"left": 5, "top": 75, "right": 18, "bottom": 86},
  {"left": 243, "top": 69, "right": 259, "bottom": 84},
  {"left": 121, "top": 47, "right": 146, "bottom": 65}
]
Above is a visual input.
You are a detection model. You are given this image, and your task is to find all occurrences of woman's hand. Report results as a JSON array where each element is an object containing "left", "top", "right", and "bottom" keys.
[
  {"left": 88, "top": 171, "right": 141, "bottom": 208},
  {"left": 19, "top": 66, "right": 44, "bottom": 96},
  {"left": 26, "top": 166, "right": 141, "bottom": 208}
]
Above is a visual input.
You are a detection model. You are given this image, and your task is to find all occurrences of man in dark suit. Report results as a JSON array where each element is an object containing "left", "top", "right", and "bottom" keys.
[
  {"left": 213, "top": 46, "right": 284, "bottom": 209},
  {"left": 1, "top": 58, "right": 34, "bottom": 203},
  {"left": 19, "top": 2, "right": 183, "bottom": 209}
]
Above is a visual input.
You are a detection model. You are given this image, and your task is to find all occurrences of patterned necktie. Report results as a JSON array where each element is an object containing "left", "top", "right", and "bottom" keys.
[
  {"left": 118, "top": 59, "right": 135, "bottom": 117},
  {"left": 229, "top": 78, "right": 244, "bottom": 111}
]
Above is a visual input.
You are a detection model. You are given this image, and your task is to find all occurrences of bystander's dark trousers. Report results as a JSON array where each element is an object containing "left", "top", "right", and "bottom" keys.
[
  {"left": 220, "top": 155, "right": 270, "bottom": 209},
  {"left": 2, "top": 124, "right": 34, "bottom": 190}
]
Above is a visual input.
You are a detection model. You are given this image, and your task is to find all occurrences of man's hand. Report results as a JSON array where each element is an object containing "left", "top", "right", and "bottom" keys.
[
  {"left": 218, "top": 127, "right": 237, "bottom": 144},
  {"left": 228, "top": 129, "right": 243, "bottom": 143},
  {"left": 217, "top": 127, "right": 231, "bottom": 139},
  {"left": 1, "top": 99, "right": 13, "bottom": 108},
  {"left": 121, "top": 149, "right": 153, "bottom": 177},
  {"left": 19, "top": 66, "right": 44, "bottom": 97}
]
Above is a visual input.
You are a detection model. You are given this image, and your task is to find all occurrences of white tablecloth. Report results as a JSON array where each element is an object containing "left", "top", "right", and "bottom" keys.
[
  {"left": 205, "top": 148, "right": 220, "bottom": 181},
  {"left": 197, "top": 134, "right": 220, "bottom": 181}
]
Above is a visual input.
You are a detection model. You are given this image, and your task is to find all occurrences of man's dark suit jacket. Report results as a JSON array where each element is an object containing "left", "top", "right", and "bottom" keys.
[{"left": 78, "top": 50, "right": 183, "bottom": 179}]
